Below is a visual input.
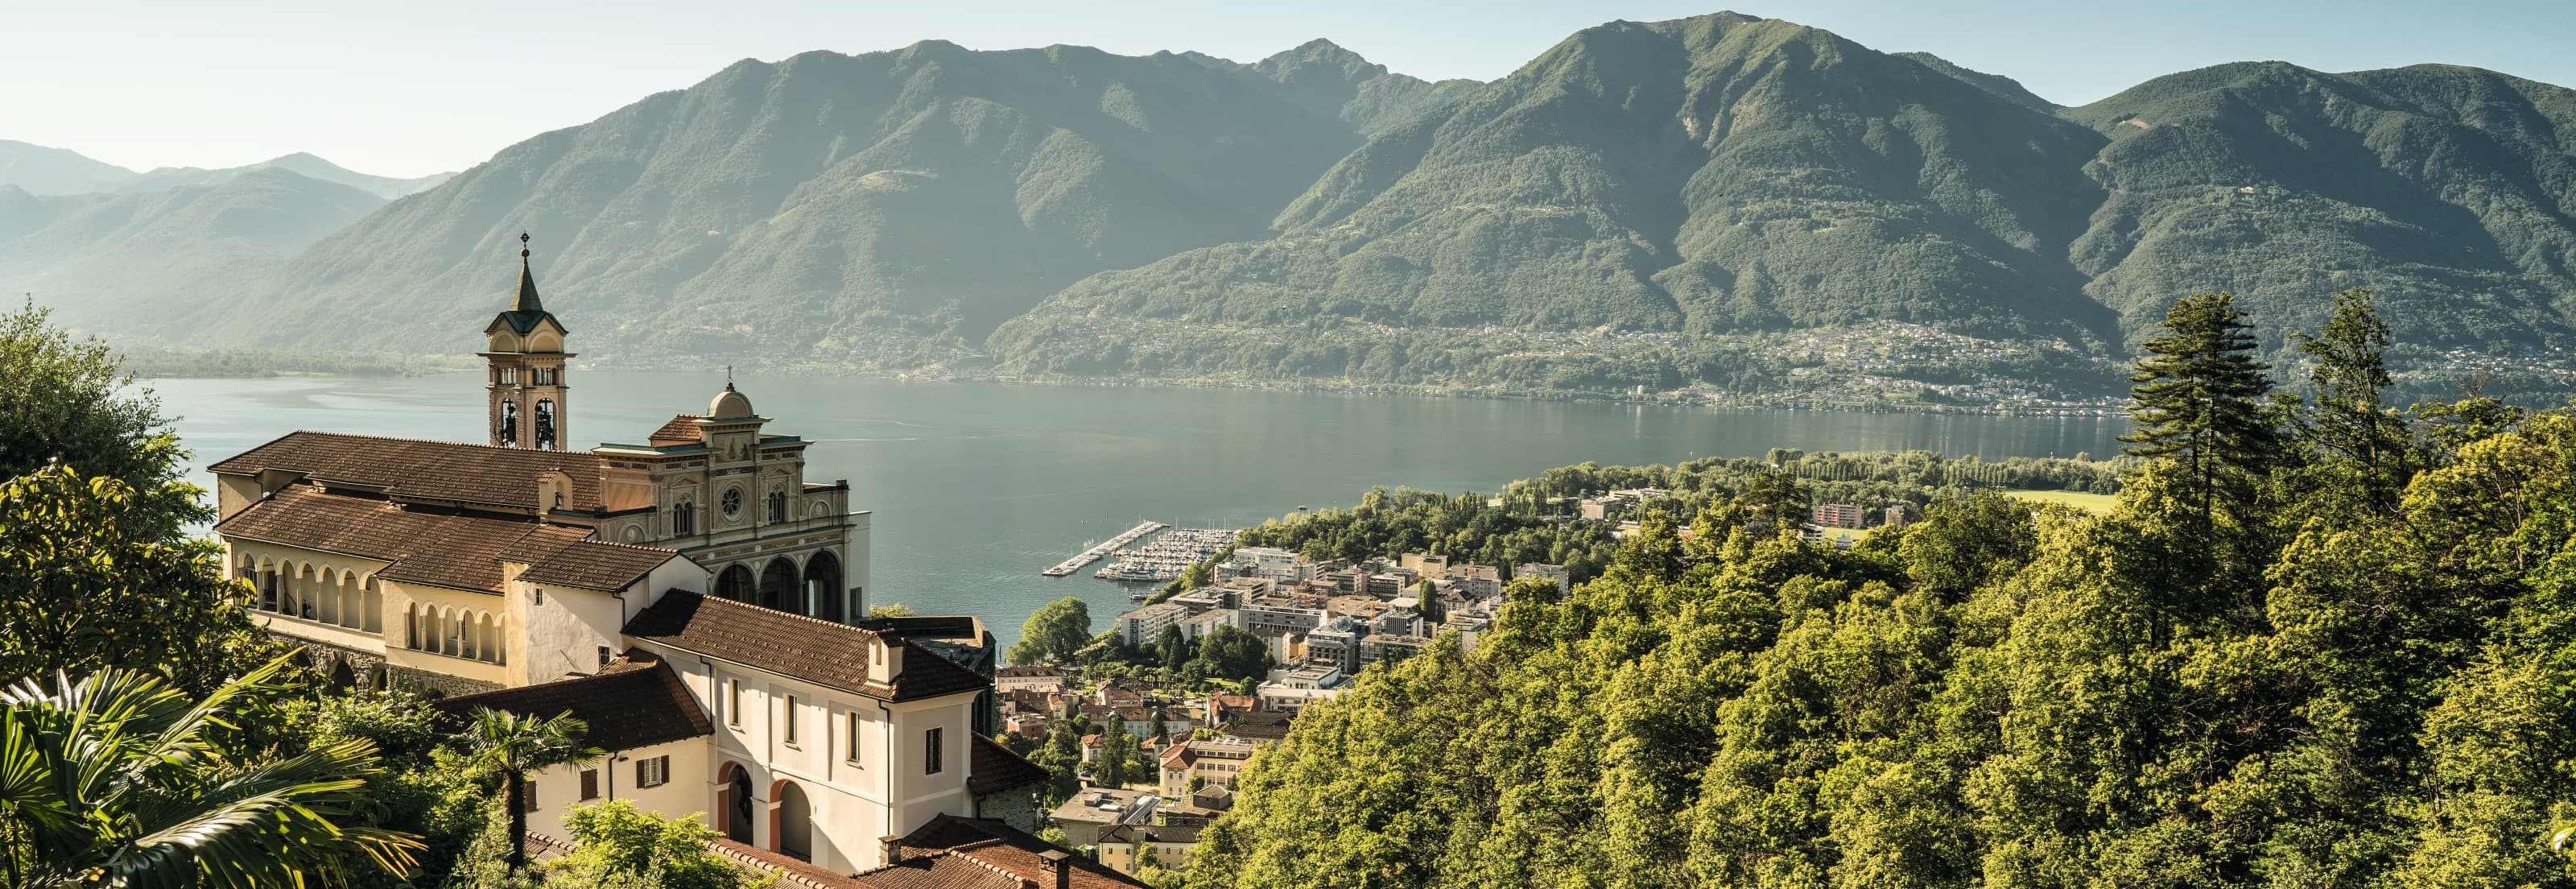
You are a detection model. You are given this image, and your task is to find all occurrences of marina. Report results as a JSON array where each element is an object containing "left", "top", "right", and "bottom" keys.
[
  {"left": 1042, "top": 520, "right": 1167, "bottom": 577},
  {"left": 1094, "top": 527, "right": 1241, "bottom": 583}
]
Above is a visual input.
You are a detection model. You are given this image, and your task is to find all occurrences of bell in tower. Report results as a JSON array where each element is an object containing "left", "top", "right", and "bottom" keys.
[{"left": 483, "top": 233, "right": 574, "bottom": 451}]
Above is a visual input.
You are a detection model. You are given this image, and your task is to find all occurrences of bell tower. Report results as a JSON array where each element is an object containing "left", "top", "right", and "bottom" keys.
[{"left": 482, "top": 233, "right": 573, "bottom": 451}]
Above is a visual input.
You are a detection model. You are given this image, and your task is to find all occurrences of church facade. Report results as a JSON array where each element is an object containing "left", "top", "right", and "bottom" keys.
[{"left": 205, "top": 243, "right": 1100, "bottom": 885}]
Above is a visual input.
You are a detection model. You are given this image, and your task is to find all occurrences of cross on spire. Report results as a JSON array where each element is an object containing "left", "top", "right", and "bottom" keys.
[{"left": 725, "top": 365, "right": 735, "bottom": 390}]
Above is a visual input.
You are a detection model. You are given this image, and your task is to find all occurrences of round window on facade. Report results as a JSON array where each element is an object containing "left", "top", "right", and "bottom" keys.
[{"left": 722, "top": 487, "right": 742, "bottom": 519}]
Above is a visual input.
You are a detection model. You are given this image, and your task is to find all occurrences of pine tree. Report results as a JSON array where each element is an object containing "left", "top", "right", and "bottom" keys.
[
  {"left": 2120, "top": 292, "right": 2279, "bottom": 517},
  {"left": 2295, "top": 288, "right": 2411, "bottom": 513}
]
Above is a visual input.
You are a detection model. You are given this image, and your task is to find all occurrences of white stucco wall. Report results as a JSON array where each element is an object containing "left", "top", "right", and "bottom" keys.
[
  {"left": 518, "top": 734, "right": 713, "bottom": 841},
  {"left": 634, "top": 639, "right": 975, "bottom": 873}
]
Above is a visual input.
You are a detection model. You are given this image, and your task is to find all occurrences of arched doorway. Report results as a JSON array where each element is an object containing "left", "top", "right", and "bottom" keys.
[
  {"left": 803, "top": 551, "right": 844, "bottom": 622},
  {"left": 722, "top": 764, "right": 754, "bottom": 844},
  {"left": 758, "top": 558, "right": 798, "bottom": 614},
  {"left": 328, "top": 660, "right": 356, "bottom": 690},
  {"left": 716, "top": 564, "right": 754, "bottom": 602},
  {"left": 775, "top": 780, "right": 812, "bottom": 861}
]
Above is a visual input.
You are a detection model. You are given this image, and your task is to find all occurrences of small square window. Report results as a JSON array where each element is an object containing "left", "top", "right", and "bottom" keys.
[{"left": 636, "top": 755, "right": 669, "bottom": 788}]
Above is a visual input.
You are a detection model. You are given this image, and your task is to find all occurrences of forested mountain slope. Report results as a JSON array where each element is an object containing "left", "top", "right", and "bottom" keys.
[
  {"left": 0, "top": 167, "right": 385, "bottom": 333},
  {"left": 993, "top": 13, "right": 2122, "bottom": 374},
  {"left": 47, "top": 10, "right": 2576, "bottom": 400},
  {"left": 2066, "top": 61, "right": 2576, "bottom": 352},
  {"left": 993, "top": 14, "right": 2576, "bottom": 393},
  {"left": 203, "top": 39, "right": 1435, "bottom": 363}
]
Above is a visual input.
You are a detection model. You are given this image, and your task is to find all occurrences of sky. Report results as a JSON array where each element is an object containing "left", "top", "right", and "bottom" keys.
[{"left": 7, "top": 0, "right": 2570, "bottom": 179}]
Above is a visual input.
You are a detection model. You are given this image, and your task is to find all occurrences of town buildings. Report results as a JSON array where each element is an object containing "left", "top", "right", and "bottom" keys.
[{"left": 1115, "top": 547, "right": 1555, "bottom": 716}]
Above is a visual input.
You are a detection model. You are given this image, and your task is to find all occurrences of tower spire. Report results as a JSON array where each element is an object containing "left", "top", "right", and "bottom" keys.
[{"left": 511, "top": 232, "right": 543, "bottom": 313}]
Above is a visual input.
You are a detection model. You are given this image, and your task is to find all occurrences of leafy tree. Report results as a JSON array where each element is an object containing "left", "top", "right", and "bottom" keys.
[
  {"left": 282, "top": 690, "right": 492, "bottom": 887},
  {"left": 0, "top": 300, "right": 202, "bottom": 531},
  {"left": 0, "top": 655, "right": 422, "bottom": 887},
  {"left": 1009, "top": 597, "right": 1092, "bottom": 666},
  {"left": 1739, "top": 468, "right": 1809, "bottom": 531},
  {"left": 1896, "top": 491, "right": 2036, "bottom": 601},
  {"left": 867, "top": 602, "right": 918, "bottom": 618},
  {"left": 1191, "top": 626, "right": 1272, "bottom": 687},
  {"left": 0, "top": 462, "right": 286, "bottom": 694},
  {"left": 1182, "top": 395, "right": 2576, "bottom": 889},
  {"left": 458, "top": 709, "right": 605, "bottom": 875},
  {"left": 2120, "top": 292, "right": 2279, "bottom": 518},
  {"left": 1026, "top": 718, "right": 1087, "bottom": 804},
  {"left": 544, "top": 800, "right": 762, "bottom": 889}
]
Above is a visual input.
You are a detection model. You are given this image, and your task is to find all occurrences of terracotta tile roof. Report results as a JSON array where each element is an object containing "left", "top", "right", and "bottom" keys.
[
  {"left": 429, "top": 653, "right": 712, "bottom": 750},
  {"left": 518, "top": 540, "right": 687, "bottom": 591},
  {"left": 215, "top": 486, "right": 589, "bottom": 593},
  {"left": 649, "top": 415, "right": 704, "bottom": 446},
  {"left": 710, "top": 838, "right": 872, "bottom": 889},
  {"left": 889, "top": 814, "right": 1145, "bottom": 889},
  {"left": 209, "top": 431, "right": 605, "bottom": 511},
  {"left": 968, "top": 734, "right": 1051, "bottom": 796},
  {"left": 622, "top": 593, "right": 989, "bottom": 701},
  {"left": 848, "top": 854, "right": 1022, "bottom": 889}
]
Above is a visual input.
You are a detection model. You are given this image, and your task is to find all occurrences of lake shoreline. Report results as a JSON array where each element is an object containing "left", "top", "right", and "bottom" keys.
[{"left": 138, "top": 360, "right": 2128, "bottom": 419}]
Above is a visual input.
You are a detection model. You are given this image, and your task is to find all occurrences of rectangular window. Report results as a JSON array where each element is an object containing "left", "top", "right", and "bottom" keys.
[
  {"left": 579, "top": 768, "right": 600, "bottom": 801},
  {"left": 783, "top": 696, "right": 799, "bottom": 745},
  {"left": 844, "top": 712, "right": 863, "bottom": 763},
  {"left": 636, "top": 755, "right": 669, "bottom": 788},
  {"left": 726, "top": 680, "right": 742, "bottom": 727},
  {"left": 925, "top": 727, "right": 944, "bottom": 775},
  {"left": 597, "top": 646, "right": 612, "bottom": 670}
]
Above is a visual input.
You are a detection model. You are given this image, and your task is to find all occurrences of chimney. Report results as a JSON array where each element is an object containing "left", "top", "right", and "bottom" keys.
[
  {"left": 880, "top": 834, "right": 905, "bottom": 866},
  {"left": 1039, "top": 850, "right": 1071, "bottom": 889}
]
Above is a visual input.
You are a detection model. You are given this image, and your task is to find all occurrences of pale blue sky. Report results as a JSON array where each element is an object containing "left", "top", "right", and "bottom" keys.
[{"left": 6, "top": 1, "right": 2566, "bottom": 179}]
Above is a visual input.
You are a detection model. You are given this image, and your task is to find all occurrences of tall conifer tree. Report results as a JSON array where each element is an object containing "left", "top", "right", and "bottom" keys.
[
  {"left": 2295, "top": 288, "right": 2410, "bottom": 512},
  {"left": 2120, "top": 292, "right": 2279, "bottom": 516}
]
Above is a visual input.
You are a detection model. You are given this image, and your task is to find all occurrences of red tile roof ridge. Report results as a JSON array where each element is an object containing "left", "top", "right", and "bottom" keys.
[
  {"left": 691, "top": 591, "right": 890, "bottom": 641},
  {"left": 220, "top": 428, "right": 552, "bottom": 458}
]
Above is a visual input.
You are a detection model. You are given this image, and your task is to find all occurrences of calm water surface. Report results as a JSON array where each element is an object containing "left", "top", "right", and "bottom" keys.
[{"left": 152, "top": 373, "right": 2126, "bottom": 646}]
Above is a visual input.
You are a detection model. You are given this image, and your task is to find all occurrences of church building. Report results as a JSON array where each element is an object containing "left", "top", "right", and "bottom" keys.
[{"left": 207, "top": 240, "right": 1117, "bottom": 886}]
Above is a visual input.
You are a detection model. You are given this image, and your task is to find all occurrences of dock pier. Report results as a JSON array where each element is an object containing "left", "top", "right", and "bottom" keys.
[{"left": 1042, "top": 520, "right": 1167, "bottom": 577}]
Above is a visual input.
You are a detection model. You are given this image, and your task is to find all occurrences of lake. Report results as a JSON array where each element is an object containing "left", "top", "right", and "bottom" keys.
[{"left": 151, "top": 373, "right": 2127, "bottom": 646}]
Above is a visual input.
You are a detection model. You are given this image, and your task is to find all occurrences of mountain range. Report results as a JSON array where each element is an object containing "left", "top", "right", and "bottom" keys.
[
  {"left": 23, "top": 11, "right": 2576, "bottom": 399},
  {"left": 0, "top": 142, "right": 452, "bottom": 200}
]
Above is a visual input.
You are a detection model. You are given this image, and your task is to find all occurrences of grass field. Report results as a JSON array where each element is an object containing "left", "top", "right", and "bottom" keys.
[{"left": 2006, "top": 489, "right": 2121, "bottom": 515}]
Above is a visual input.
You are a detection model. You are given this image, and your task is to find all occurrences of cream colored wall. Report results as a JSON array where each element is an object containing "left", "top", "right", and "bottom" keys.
[
  {"left": 509, "top": 573, "right": 629, "bottom": 686},
  {"left": 518, "top": 735, "right": 710, "bottom": 841},
  {"left": 634, "top": 639, "right": 973, "bottom": 874},
  {"left": 214, "top": 473, "right": 262, "bottom": 522},
  {"left": 382, "top": 579, "right": 511, "bottom": 688},
  {"left": 225, "top": 540, "right": 391, "bottom": 655}
]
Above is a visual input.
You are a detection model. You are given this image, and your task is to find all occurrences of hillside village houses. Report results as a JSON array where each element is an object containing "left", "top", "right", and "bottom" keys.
[
  {"left": 206, "top": 238, "right": 1145, "bottom": 889},
  {"left": 1111, "top": 543, "right": 1558, "bottom": 718}
]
